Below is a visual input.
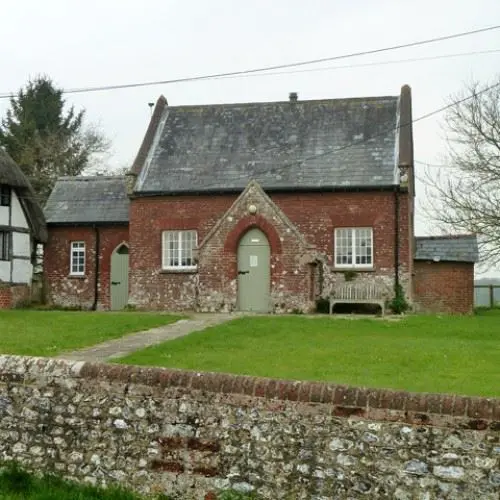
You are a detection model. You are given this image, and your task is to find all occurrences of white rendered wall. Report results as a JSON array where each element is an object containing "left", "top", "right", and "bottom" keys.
[
  {"left": 0, "top": 206, "right": 8, "bottom": 225},
  {"left": 12, "top": 232, "right": 30, "bottom": 258},
  {"left": 12, "top": 258, "right": 32, "bottom": 284},
  {"left": 11, "top": 190, "right": 29, "bottom": 228},
  {"left": 0, "top": 261, "right": 10, "bottom": 281}
]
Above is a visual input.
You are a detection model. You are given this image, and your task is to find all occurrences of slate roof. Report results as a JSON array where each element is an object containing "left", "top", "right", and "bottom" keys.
[
  {"left": 44, "top": 176, "right": 129, "bottom": 224},
  {"left": 414, "top": 235, "right": 479, "bottom": 263},
  {"left": 0, "top": 148, "right": 47, "bottom": 242},
  {"left": 134, "top": 95, "right": 401, "bottom": 194}
]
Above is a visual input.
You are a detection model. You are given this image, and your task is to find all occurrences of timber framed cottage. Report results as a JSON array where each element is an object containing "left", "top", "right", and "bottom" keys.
[
  {"left": 44, "top": 85, "right": 478, "bottom": 314},
  {"left": 0, "top": 149, "right": 47, "bottom": 308}
]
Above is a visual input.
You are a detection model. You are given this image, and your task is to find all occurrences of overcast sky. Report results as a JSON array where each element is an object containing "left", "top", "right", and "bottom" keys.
[{"left": 1, "top": 0, "right": 499, "bottom": 274}]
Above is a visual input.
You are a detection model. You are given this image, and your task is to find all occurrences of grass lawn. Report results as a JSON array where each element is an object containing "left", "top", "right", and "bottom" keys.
[
  {"left": 119, "top": 310, "right": 500, "bottom": 397},
  {"left": 0, "top": 310, "right": 181, "bottom": 357}
]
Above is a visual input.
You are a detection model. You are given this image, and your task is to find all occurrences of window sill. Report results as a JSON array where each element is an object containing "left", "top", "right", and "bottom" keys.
[
  {"left": 160, "top": 268, "right": 198, "bottom": 275},
  {"left": 333, "top": 267, "right": 375, "bottom": 273},
  {"left": 68, "top": 274, "right": 86, "bottom": 279}
]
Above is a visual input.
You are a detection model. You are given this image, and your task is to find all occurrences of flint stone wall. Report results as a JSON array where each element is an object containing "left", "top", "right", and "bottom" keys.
[{"left": 0, "top": 355, "right": 498, "bottom": 499}]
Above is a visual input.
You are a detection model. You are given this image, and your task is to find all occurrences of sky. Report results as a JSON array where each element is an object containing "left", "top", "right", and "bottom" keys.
[{"left": 1, "top": 0, "right": 500, "bottom": 275}]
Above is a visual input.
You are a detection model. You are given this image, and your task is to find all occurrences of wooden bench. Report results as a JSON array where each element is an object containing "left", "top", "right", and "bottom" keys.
[{"left": 329, "top": 283, "right": 386, "bottom": 315}]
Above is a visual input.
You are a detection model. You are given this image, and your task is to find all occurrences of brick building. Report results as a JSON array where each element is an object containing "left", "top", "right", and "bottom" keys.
[
  {"left": 413, "top": 235, "right": 478, "bottom": 314},
  {"left": 43, "top": 86, "right": 478, "bottom": 313},
  {"left": 44, "top": 177, "right": 129, "bottom": 310}
]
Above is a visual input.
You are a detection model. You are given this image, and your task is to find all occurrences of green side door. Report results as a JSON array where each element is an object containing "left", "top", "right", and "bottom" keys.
[
  {"left": 237, "top": 228, "right": 271, "bottom": 312},
  {"left": 110, "top": 245, "right": 129, "bottom": 310}
]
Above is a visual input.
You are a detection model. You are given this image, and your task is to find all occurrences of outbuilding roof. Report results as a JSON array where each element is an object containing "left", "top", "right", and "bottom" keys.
[
  {"left": 44, "top": 176, "right": 129, "bottom": 225},
  {"left": 414, "top": 235, "right": 479, "bottom": 263}
]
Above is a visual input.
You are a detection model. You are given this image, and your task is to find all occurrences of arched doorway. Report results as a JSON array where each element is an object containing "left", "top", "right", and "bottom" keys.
[
  {"left": 237, "top": 228, "right": 270, "bottom": 312},
  {"left": 110, "top": 243, "right": 129, "bottom": 310}
]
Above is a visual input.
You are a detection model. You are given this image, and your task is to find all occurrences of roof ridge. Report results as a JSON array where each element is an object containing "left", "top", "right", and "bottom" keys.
[
  {"left": 58, "top": 175, "right": 127, "bottom": 181},
  {"left": 165, "top": 95, "right": 399, "bottom": 110},
  {"left": 416, "top": 234, "right": 476, "bottom": 240}
]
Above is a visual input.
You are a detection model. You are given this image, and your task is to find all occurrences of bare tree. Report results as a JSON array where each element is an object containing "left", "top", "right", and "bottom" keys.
[{"left": 427, "top": 77, "right": 500, "bottom": 264}]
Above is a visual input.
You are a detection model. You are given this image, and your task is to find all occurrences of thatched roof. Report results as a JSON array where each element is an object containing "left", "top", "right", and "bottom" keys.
[{"left": 0, "top": 148, "right": 47, "bottom": 243}]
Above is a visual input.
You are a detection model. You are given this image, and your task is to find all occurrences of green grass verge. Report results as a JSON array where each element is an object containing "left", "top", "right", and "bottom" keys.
[
  {"left": 0, "top": 462, "right": 149, "bottom": 499},
  {"left": 0, "top": 310, "right": 182, "bottom": 356},
  {"left": 119, "top": 310, "right": 500, "bottom": 397},
  {"left": 0, "top": 462, "right": 255, "bottom": 500}
]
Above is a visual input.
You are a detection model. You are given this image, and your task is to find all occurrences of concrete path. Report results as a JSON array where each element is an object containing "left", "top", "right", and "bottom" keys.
[{"left": 58, "top": 313, "right": 240, "bottom": 363}]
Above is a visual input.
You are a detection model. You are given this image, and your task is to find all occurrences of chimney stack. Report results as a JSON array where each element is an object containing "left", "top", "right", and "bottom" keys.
[{"left": 289, "top": 92, "right": 298, "bottom": 102}]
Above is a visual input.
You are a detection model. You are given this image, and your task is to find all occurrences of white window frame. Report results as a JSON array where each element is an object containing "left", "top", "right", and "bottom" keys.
[
  {"left": 70, "top": 241, "right": 85, "bottom": 276},
  {"left": 334, "top": 227, "right": 373, "bottom": 269},
  {"left": 162, "top": 230, "right": 198, "bottom": 271}
]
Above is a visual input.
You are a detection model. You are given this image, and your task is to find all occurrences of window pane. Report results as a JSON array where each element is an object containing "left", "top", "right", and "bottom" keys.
[
  {"left": 70, "top": 242, "right": 85, "bottom": 273},
  {"left": 354, "top": 229, "right": 372, "bottom": 265},
  {"left": 335, "top": 228, "right": 352, "bottom": 265},
  {"left": 163, "top": 231, "right": 197, "bottom": 268},
  {"left": 335, "top": 228, "right": 372, "bottom": 267}
]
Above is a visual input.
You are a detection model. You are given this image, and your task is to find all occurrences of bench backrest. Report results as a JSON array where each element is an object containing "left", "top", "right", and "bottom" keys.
[{"left": 331, "top": 283, "right": 385, "bottom": 300}]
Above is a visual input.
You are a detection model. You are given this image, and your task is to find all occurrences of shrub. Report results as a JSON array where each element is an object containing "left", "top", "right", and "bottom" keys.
[{"left": 388, "top": 284, "right": 410, "bottom": 314}]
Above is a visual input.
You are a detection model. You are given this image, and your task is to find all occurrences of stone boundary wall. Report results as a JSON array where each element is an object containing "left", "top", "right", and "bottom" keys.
[{"left": 0, "top": 355, "right": 498, "bottom": 499}]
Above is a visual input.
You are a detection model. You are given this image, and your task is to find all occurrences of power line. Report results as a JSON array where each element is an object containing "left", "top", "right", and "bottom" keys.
[
  {"left": 1, "top": 25, "right": 499, "bottom": 99},
  {"left": 215, "top": 48, "right": 500, "bottom": 81},
  {"left": 415, "top": 160, "right": 457, "bottom": 168}
]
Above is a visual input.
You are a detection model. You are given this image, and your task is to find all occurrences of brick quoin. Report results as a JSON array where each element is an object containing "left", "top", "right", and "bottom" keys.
[
  {"left": 413, "top": 261, "right": 474, "bottom": 314},
  {"left": 44, "top": 226, "right": 129, "bottom": 309}
]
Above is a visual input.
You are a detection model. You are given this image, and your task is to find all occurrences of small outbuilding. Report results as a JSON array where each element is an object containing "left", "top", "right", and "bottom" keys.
[{"left": 413, "top": 235, "right": 479, "bottom": 314}]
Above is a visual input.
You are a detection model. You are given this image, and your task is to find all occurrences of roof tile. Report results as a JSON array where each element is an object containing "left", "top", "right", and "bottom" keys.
[
  {"left": 44, "top": 176, "right": 129, "bottom": 224},
  {"left": 414, "top": 235, "right": 478, "bottom": 263},
  {"left": 135, "top": 96, "right": 400, "bottom": 194}
]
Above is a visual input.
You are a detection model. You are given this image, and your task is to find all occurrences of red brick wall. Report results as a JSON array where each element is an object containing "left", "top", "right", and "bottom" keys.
[
  {"left": 0, "top": 287, "right": 11, "bottom": 309},
  {"left": 129, "top": 190, "right": 411, "bottom": 312},
  {"left": 44, "top": 226, "right": 128, "bottom": 309},
  {"left": 413, "top": 261, "right": 474, "bottom": 314},
  {"left": 129, "top": 195, "right": 235, "bottom": 310},
  {"left": 0, "top": 285, "right": 31, "bottom": 309},
  {"left": 272, "top": 191, "right": 410, "bottom": 275}
]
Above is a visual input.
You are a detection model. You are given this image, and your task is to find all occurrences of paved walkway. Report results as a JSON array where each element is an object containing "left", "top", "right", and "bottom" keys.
[{"left": 58, "top": 313, "right": 240, "bottom": 363}]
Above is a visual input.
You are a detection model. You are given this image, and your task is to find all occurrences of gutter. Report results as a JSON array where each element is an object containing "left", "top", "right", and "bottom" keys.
[
  {"left": 92, "top": 225, "right": 100, "bottom": 311},
  {"left": 45, "top": 221, "right": 129, "bottom": 227},
  {"left": 394, "top": 185, "right": 400, "bottom": 292},
  {"left": 131, "top": 184, "right": 407, "bottom": 198}
]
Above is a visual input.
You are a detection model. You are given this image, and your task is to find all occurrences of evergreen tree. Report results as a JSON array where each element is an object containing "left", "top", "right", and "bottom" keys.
[{"left": 0, "top": 76, "right": 110, "bottom": 202}]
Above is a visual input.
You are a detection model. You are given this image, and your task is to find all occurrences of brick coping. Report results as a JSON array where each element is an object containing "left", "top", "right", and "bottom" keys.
[{"left": 0, "top": 355, "right": 498, "bottom": 428}]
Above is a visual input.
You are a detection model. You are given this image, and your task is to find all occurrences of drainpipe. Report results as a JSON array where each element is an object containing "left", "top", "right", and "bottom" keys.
[
  {"left": 92, "top": 225, "right": 100, "bottom": 310},
  {"left": 394, "top": 186, "right": 400, "bottom": 293}
]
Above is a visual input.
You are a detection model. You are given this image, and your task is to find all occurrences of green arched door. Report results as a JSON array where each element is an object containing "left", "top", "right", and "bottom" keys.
[
  {"left": 237, "top": 228, "right": 271, "bottom": 312},
  {"left": 110, "top": 244, "right": 129, "bottom": 310}
]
